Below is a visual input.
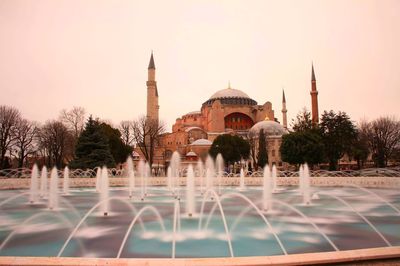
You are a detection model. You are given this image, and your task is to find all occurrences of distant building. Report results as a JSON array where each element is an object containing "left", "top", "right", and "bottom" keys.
[{"left": 139, "top": 53, "right": 319, "bottom": 170}]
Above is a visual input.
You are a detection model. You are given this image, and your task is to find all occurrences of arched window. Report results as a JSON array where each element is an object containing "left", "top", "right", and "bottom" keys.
[{"left": 224, "top": 113, "right": 254, "bottom": 130}]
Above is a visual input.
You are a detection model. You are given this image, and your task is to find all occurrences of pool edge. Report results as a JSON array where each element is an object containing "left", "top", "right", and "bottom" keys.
[{"left": 1, "top": 246, "right": 400, "bottom": 266}]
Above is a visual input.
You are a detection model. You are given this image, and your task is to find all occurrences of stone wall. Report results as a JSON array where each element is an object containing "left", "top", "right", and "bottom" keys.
[{"left": 1, "top": 176, "right": 399, "bottom": 190}]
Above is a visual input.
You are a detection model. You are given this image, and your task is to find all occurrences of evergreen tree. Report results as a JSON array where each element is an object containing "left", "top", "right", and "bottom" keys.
[
  {"left": 209, "top": 134, "right": 250, "bottom": 165},
  {"left": 280, "top": 129, "right": 324, "bottom": 168},
  {"left": 69, "top": 116, "right": 115, "bottom": 169},
  {"left": 320, "top": 110, "right": 357, "bottom": 170},
  {"left": 292, "top": 108, "right": 314, "bottom": 132},
  {"left": 257, "top": 129, "right": 268, "bottom": 168},
  {"left": 99, "top": 122, "right": 133, "bottom": 164}
]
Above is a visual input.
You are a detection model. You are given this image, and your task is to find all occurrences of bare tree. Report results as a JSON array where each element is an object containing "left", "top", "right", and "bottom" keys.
[
  {"left": 39, "top": 120, "right": 72, "bottom": 168},
  {"left": 13, "top": 119, "right": 40, "bottom": 168},
  {"left": 362, "top": 116, "right": 400, "bottom": 167},
  {"left": 132, "top": 116, "right": 165, "bottom": 166},
  {"left": 0, "top": 106, "right": 21, "bottom": 169},
  {"left": 59, "top": 107, "right": 86, "bottom": 140},
  {"left": 119, "top": 120, "right": 134, "bottom": 146}
]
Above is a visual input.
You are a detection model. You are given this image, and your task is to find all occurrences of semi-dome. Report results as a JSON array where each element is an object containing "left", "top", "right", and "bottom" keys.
[
  {"left": 190, "top": 139, "right": 212, "bottom": 146},
  {"left": 186, "top": 151, "right": 197, "bottom": 157},
  {"left": 249, "top": 119, "right": 287, "bottom": 137}
]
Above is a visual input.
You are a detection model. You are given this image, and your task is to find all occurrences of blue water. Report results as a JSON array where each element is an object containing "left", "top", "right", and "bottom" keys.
[{"left": 0, "top": 186, "right": 399, "bottom": 258}]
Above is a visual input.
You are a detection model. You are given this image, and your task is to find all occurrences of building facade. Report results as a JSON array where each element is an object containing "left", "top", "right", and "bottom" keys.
[{"left": 139, "top": 53, "right": 319, "bottom": 171}]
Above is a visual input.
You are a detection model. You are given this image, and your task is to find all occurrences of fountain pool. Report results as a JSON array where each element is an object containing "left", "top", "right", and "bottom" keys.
[{"left": 0, "top": 183, "right": 400, "bottom": 258}]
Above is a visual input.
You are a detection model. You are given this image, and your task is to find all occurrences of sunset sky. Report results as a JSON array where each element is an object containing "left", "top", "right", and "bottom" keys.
[{"left": 0, "top": 0, "right": 399, "bottom": 130}]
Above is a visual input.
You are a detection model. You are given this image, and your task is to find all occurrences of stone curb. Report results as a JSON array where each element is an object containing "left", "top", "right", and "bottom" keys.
[
  {"left": 0, "top": 247, "right": 400, "bottom": 266},
  {"left": 1, "top": 176, "right": 400, "bottom": 190}
]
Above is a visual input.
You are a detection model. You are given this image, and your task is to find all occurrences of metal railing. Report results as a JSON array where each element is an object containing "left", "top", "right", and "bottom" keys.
[{"left": 1, "top": 167, "right": 399, "bottom": 178}]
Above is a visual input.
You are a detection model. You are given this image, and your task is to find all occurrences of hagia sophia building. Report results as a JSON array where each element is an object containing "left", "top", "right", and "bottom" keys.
[{"left": 138, "top": 52, "right": 319, "bottom": 170}]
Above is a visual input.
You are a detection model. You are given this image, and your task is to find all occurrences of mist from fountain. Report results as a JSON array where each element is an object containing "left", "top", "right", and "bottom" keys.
[
  {"left": 63, "top": 167, "right": 69, "bottom": 195},
  {"left": 202, "top": 191, "right": 287, "bottom": 256},
  {"left": 272, "top": 198, "right": 339, "bottom": 251},
  {"left": 216, "top": 154, "right": 224, "bottom": 195},
  {"left": 138, "top": 160, "right": 145, "bottom": 201},
  {"left": 299, "top": 165, "right": 304, "bottom": 194},
  {"left": 144, "top": 163, "right": 150, "bottom": 196},
  {"left": 167, "top": 166, "right": 172, "bottom": 192},
  {"left": 117, "top": 205, "right": 166, "bottom": 258},
  {"left": 186, "top": 165, "right": 196, "bottom": 217},
  {"left": 196, "top": 159, "right": 204, "bottom": 194},
  {"left": 0, "top": 212, "right": 86, "bottom": 253},
  {"left": 100, "top": 166, "right": 109, "bottom": 215},
  {"left": 263, "top": 165, "right": 272, "bottom": 212},
  {"left": 170, "top": 151, "right": 181, "bottom": 197},
  {"left": 5, "top": 152, "right": 400, "bottom": 259},
  {"left": 57, "top": 196, "right": 145, "bottom": 257},
  {"left": 349, "top": 184, "right": 400, "bottom": 215},
  {"left": 205, "top": 155, "right": 215, "bottom": 191},
  {"left": 318, "top": 192, "right": 392, "bottom": 246},
  {"left": 302, "top": 164, "right": 311, "bottom": 205},
  {"left": 127, "top": 156, "right": 135, "bottom": 198},
  {"left": 29, "top": 164, "right": 39, "bottom": 204},
  {"left": 198, "top": 189, "right": 234, "bottom": 257},
  {"left": 239, "top": 168, "right": 245, "bottom": 190},
  {"left": 40, "top": 166, "right": 47, "bottom": 198},
  {"left": 95, "top": 168, "right": 101, "bottom": 192},
  {"left": 48, "top": 167, "right": 59, "bottom": 210},
  {"left": 272, "top": 165, "right": 278, "bottom": 193},
  {"left": 172, "top": 200, "right": 179, "bottom": 258}
]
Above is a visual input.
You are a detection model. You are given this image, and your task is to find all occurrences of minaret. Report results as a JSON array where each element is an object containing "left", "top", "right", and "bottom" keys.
[
  {"left": 310, "top": 63, "right": 319, "bottom": 124},
  {"left": 146, "top": 52, "right": 159, "bottom": 123},
  {"left": 281, "top": 89, "right": 287, "bottom": 129}
]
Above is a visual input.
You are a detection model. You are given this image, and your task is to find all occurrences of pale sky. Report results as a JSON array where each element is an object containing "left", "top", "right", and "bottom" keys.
[{"left": 0, "top": 0, "right": 399, "bottom": 131}]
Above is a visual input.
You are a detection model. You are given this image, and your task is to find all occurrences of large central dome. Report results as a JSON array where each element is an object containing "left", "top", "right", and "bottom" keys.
[
  {"left": 203, "top": 87, "right": 257, "bottom": 106},
  {"left": 209, "top": 88, "right": 251, "bottom": 100}
]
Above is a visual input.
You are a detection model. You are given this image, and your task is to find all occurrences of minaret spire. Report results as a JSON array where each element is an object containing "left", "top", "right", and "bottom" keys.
[
  {"left": 282, "top": 89, "right": 286, "bottom": 103},
  {"left": 148, "top": 51, "right": 155, "bottom": 69},
  {"left": 311, "top": 62, "right": 316, "bottom": 81},
  {"left": 310, "top": 63, "right": 319, "bottom": 124},
  {"left": 281, "top": 88, "right": 287, "bottom": 129},
  {"left": 146, "top": 52, "right": 159, "bottom": 122}
]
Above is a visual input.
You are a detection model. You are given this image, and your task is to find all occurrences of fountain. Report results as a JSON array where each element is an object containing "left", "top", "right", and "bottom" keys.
[
  {"left": 40, "top": 166, "right": 47, "bottom": 198},
  {"left": 205, "top": 155, "right": 215, "bottom": 191},
  {"left": 272, "top": 165, "right": 278, "bottom": 193},
  {"left": 167, "top": 166, "right": 172, "bottom": 191},
  {"left": 48, "top": 167, "right": 59, "bottom": 210},
  {"left": 262, "top": 165, "right": 272, "bottom": 212},
  {"left": 100, "top": 166, "right": 109, "bottom": 215},
  {"left": 299, "top": 164, "right": 304, "bottom": 194},
  {"left": 196, "top": 159, "right": 204, "bottom": 193},
  {"left": 216, "top": 154, "right": 224, "bottom": 195},
  {"left": 95, "top": 167, "right": 101, "bottom": 192},
  {"left": 144, "top": 163, "right": 150, "bottom": 196},
  {"left": 302, "top": 164, "right": 311, "bottom": 205},
  {"left": 1, "top": 158, "right": 400, "bottom": 262},
  {"left": 138, "top": 160, "right": 145, "bottom": 201},
  {"left": 29, "top": 164, "right": 39, "bottom": 203},
  {"left": 239, "top": 168, "right": 245, "bottom": 190},
  {"left": 126, "top": 156, "right": 135, "bottom": 198},
  {"left": 170, "top": 151, "right": 181, "bottom": 198},
  {"left": 185, "top": 165, "right": 196, "bottom": 217},
  {"left": 63, "top": 167, "right": 69, "bottom": 195}
]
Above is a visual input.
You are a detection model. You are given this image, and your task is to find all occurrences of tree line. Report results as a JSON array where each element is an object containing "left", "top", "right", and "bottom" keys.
[
  {"left": 280, "top": 109, "right": 400, "bottom": 170},
  {"left": 0, "top": 105, "right": 145, "bottom": 169},
  {"left": 1, "top": 104, "right": 398, "bottom": 171}
]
